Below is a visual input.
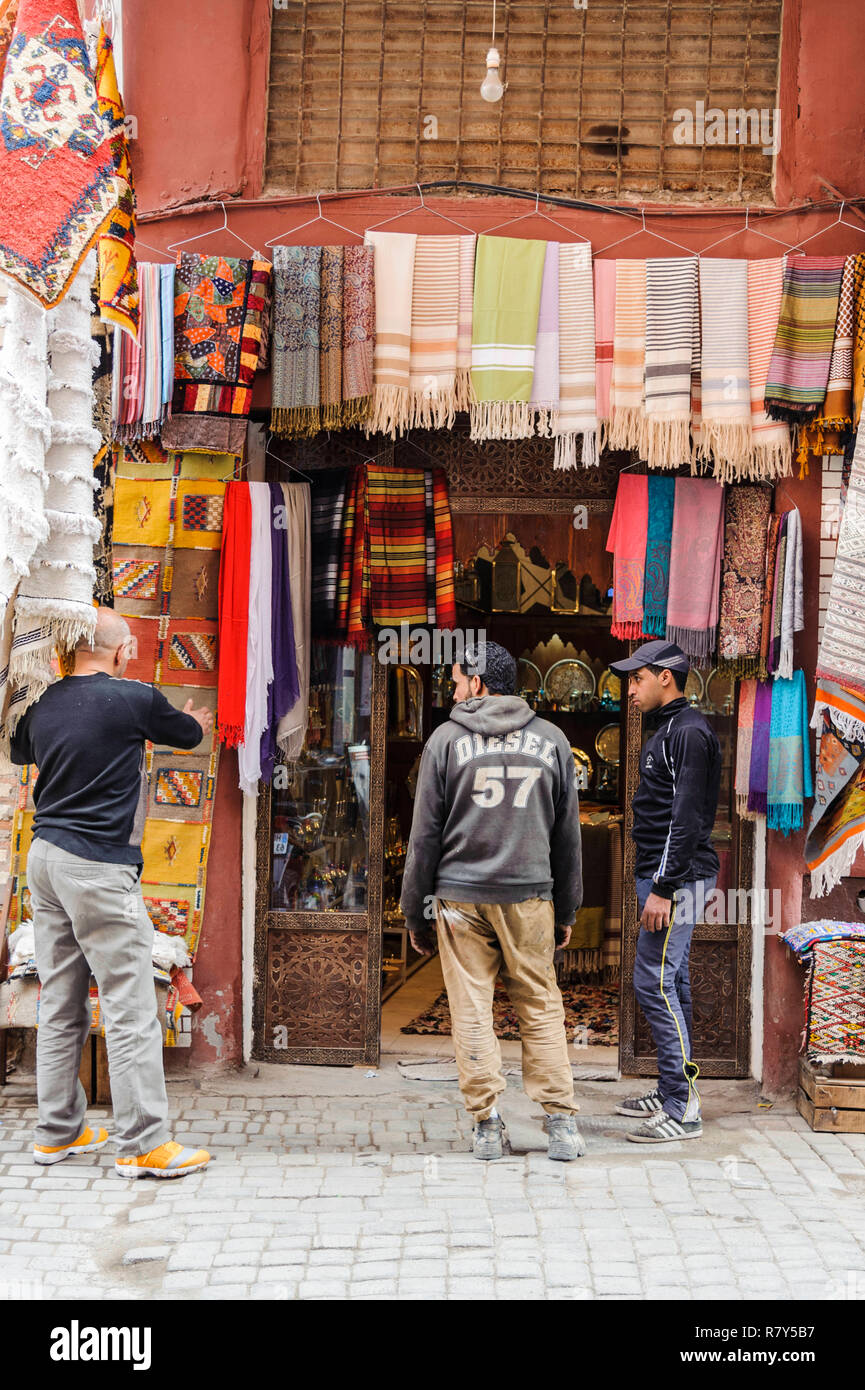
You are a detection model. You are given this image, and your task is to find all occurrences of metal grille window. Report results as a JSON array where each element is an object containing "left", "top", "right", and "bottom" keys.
[{"left": 265, "top": 1, "right": 783, "bottom": 201}]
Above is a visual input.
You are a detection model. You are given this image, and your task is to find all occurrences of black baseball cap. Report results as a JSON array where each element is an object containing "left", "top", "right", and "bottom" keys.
[{"left": 609, "top": 639, "right": 690, "bottom": 676}]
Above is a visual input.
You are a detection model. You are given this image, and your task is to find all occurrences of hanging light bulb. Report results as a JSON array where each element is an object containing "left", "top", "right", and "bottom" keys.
[
  {"left": 480, "top": 47, "right": 504, "bottom": 103},
  {"left": 480, "top": 1, "right": 504, "bottom": 103}
]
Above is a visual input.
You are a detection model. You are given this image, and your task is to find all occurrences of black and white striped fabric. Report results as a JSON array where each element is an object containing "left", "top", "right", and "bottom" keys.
[{"left": 643, "top": 257, "right": 700, "bottom": 470}]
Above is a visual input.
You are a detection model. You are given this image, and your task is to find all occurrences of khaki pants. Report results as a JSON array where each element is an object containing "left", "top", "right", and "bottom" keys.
[{"left": 435, "top": 897, "right": 577, "bottom": 1122}]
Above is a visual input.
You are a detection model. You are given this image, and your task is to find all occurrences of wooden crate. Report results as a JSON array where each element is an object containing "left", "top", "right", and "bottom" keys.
[{"left": 797, "top": 1056, "right": 865, "bottom": 1133}]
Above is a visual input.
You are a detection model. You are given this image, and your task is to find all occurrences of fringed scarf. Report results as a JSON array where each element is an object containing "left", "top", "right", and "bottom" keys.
[
  {"left": 746, "top": 257, "right": 792, "bottom": 479},
  {"left": 531, "top": 242, "right": 560, "bottom": 435},
  {"left": 423, "top": 472, "right": 436, "bottom": 623},
  {"left": 699, "top": 258, "right": 753, "bottom": 481},
  {"left": 607, "top": 260, "right": 646, "bottom": 453},
  {"left": 764, "top": 255, "right": 846, "bottom": 423},
  {"left": 456, "top": 235, "right": 477, "bottom": 412},
  {"left": 469, "top": 235, "right": 546, "bottom": 441},
  {"left": 310, "top": 469, "right": 349, "bottom": 635},
  {"left": 806, "top": 682, "right": 865, "bottom": 896},
  {"left": 432, "top": 467, "right": 457, "bottom": 628},
  {"left": 717, "top": 484, "right": 771, "bottom": 676},
  {"left": 642, "top": 474, "right": 675, "bottom": 637},
  {"left": 238, "top": 483, "right": 274, "bottom": 795},
  {"left": 342, "top": 245, "right": 375, "bottom": 426},
  {"left": 217, "top": 481, "right": 251, "bottom": 748},
  {"left": 767, "top": 669, "right": 812, "bottom": 834},
  {"left": 365, "top": 230, "right": 416, "bottom": 438},
  {"left": 665, "top": 478, "right": 725, "bottom": 661},
  {"left": 816, "top": 422, "right": 865, "bottom": 699},
  {"left": 747, "top": 678, "right": 773, "bottom": 816},
  {"left": 593, "top": 259, "right": 615, "bottom": 438},
  {"left": 8, "top": 255, "right": 101, "bottom": 721},
  {"left": 336, "top": 466, "right": 368, "bottom": 647},
  {"left": 773, "top": 517, "right": 795, "bottom": 678},
  {"left": 797, "top": 254, "right": 856, "bottom": 470},
  {"left": 365, "top": 467, "right": 430, "bottom": 628},
  {"left": 110, "top": 262, "right": 173, "bottom": 441},
  {"left": 259, "top": 481, "right": 299, "bottom": 785},
  {"left": 643, "top": 257, "right": 698, "bottom": 471},
  {"left": 270, "top": 245, "right": 322, "bottom": 438},
  {"left": 276, "top": 481, "right": 311, "bottom": 762},
  {"left": 408, "top": 235, "right": 461, "bottom": 430},
  {"left": 777, "top": 506, "right": 804, "bottom": 679},
  {"left": 165, "top": 252, "right": 272, "bottom": 457},
  {"left": 319, "top": 246, "right": 343, "bottom": 430},
  {"left": 759, "top": 513, "right": 782, "bottom": 678},
  {"left": 606, "top": 473, "right": 648, "bottom": 640},
  {"left": 554, "top": 242, "right": 598, "bottom": 469},
  {"left": 735, "top": 677, "right": 758, "bottom": 817}
]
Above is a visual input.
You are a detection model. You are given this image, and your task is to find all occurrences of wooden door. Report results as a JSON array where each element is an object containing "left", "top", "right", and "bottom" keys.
[
  {"left": 618, "top": 686, "right": 753, "bottom": 1078},
  {"left": 252, "top": 647, "right": 386, "bottom": 1065}
]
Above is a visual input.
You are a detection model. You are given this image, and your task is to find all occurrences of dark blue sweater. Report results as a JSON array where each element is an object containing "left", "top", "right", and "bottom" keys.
[{"left": 10, "top": 674, "right": 203, "bottom": 865}]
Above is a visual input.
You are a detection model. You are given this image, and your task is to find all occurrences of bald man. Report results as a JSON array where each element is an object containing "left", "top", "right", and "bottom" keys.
[{"left": 10, "top": 608, "right": 215, "bottom": 1179}]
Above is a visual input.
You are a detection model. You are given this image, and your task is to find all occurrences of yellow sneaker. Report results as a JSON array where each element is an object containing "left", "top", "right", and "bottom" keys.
[
  {"left": 114, "top": 1140, "right": 211, "bottom": 1179},
  {"left": 33, "top": 1126, "right": 109, "bottom": 1166}
]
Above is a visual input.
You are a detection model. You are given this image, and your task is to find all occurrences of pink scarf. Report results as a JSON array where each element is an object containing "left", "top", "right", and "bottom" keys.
[
  {"left": 606, "top": 474, "right": 649, "bottom": 640},
  {"left": 665, "top": 478, "right": 725, "bottom": 660}
]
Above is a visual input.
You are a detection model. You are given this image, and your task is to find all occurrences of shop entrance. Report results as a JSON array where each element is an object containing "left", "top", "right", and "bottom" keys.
[{"left": 251, "top": 433, "right": 752, "bottom": 1076}]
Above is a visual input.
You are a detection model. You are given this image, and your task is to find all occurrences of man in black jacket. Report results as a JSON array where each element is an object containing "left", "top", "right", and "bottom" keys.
[
  {"left": 10, "top": 608, "right": 213, "bottom": 1179},
  {"left": 610, "top": 640, "right": 720, "bottom": 1144},
  {"left": 400, "top": 641, "right": 585, "bottom": 1162}
]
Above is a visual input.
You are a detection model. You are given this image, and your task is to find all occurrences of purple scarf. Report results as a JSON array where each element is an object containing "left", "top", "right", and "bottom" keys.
[
  {"left": 260, "top": 480, "right": 300, "bottom": 782},
  {"left": 747, "top": 678, "right": 774, "bottom": 816},
  {"left": 767, "top": 511, "right": 788, "bottom": 677}
]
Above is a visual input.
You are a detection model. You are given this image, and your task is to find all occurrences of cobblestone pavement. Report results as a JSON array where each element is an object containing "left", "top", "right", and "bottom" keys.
[{"left": 2, "top": 1061, "right": 865, "bottom": 1301}]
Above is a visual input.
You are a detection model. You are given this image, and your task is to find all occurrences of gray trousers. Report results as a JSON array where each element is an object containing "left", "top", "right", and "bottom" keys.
[{"left": 27, "top": 838, "right": 170, "bottom": 1156}]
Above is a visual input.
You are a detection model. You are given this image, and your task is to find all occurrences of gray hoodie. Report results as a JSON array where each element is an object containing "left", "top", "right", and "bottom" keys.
[{"left": 399, "top": 694, "right": 582, "bottom": 930}]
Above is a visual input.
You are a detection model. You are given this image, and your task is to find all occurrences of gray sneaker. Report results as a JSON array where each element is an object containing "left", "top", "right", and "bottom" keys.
[
  {"left": 625, "top": 1108, "right": 702, "bottom": 1143},
  {"left": 615, "top": 1086, "right": 663, "bottom": 1118},
  {"left": 472, "top": 1113, "right": 506, "bottom": 1160},
  {"left": 546, "top": 1114, "right": 586, "bottom": 1161}
]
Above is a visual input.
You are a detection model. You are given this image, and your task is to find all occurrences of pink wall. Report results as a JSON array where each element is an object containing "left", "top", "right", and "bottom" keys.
[{"left": 122, "top": 0, "right": 865, "bottom": 1084}]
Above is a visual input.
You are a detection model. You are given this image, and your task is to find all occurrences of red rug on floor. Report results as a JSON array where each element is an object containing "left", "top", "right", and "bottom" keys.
[{"left": 401, "top": 980, "right": 619, "bottom": 1046}]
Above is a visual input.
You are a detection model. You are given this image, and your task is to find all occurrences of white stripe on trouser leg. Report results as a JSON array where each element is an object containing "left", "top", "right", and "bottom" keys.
[{"left": 659, "top": 896, "right": 700, "bottom": 1123}]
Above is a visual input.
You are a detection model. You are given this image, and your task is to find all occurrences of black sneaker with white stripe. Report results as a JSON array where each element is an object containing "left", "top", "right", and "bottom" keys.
[
  {"left": 625, "top": 1108, "right": 702, "bottom": 1143},
  {"left": 615, "top": 1087, "right": 663, "bottom": 1118}
]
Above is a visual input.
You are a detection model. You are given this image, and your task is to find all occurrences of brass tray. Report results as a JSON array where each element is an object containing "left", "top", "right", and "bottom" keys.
[
  {"left": 598, "top": 668, "right": 622, "bottom": 705},
  {"left": 545, "top": 658, "right": 596, "bottom": 706},
  {"left": 595, "top": 723, "right": 620, "bottom": 765}
]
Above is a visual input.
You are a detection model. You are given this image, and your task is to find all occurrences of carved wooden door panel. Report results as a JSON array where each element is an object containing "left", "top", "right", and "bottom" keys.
[
  {"left": 252, "top": 646, "right": 386, "bottom": 1065},
  {"left": 618, "top": 688, "right": 753, "bottom": 1079}
]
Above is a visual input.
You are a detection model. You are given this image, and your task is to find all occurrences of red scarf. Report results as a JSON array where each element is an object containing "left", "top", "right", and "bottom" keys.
[
  {"left": 217, "top": 482, "right": 252, "bottom": 746},
  {"left": 432, "top": 467, "right": 456, "bottom": 628}
]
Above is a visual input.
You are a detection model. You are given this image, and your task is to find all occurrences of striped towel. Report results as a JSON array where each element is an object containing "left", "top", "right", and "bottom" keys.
[
  {"left": 366, "top": 467, "right": 430, "bottom": 628},
  {"left": 643, "top": 258, "right": 698, "bottom": 471},
  {"left": 342, "top": 245, "right": 375, "bottom": 426},
  {"left": 365, "top": 230, "right": 416, "bottom": 438},
  {"left": 310, "top": 469, "right": 349, "bottom": 636},
  {"left": 470, "top": 235, "right": 546, "bottom": 440},
  {"left": 798, "top": 254, "right": 856, "bottom": 469},
  {"left": 271, "top": 245, "right": 322, "bottom": 438},
  {"left": 746, "top": 257, "right": 792, "bottom": 479},
  {"left": 456, "top": 235, "right": 477, "bottom": 412},
  {"left": 530, "top": 241, "right": 560, "bottom": 435},
  {"left": 408, "top": 235, "right": 461, "bottom": 430},
  {"left": 699, "top": 259, "right": 753, "bottom": 482},
  {"left": 432, "top": 467, "right": 457, "bottom": 628},
  {"left": 554, "top": 242, "right": 598, "bottom": 469},
  {"left": 319, "top": 246, "right": 343, "bottom": 430},
  {"left": 764, "top": 255, "right": 846, "bottom": 423},
  {"left": 593, "top": 259, "right": 615, "bottom": 432},
  {"left": 607, "top": 260, "right": 646, "bottom": 452}
]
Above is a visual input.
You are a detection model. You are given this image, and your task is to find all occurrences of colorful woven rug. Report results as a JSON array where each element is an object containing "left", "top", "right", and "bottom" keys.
[
  {"left": 94, "top": 23, "right": 137, "bottom": 340},
  {"left": 816, "top": 423, "right": 865, "bottom": 700},
  {"left": 0, "top": 0, "right": 117, "bottom": 306},
  {"left": 805, "top": 940, "right": 865, "bottom": 1064},
  {"left": 401, "top": 979, "right": 619, "bottom": 1046},
  {"left": 781, "top": 919, "right": 865, "bottom": 959},
  {"left": 162, "top": 252, "right": 272, "bottom": 457},
  {"left": 717, "top": 484, "right": 771, "bottom": 676}
]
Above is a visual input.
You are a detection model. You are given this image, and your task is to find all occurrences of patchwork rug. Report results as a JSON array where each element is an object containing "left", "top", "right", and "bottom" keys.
[
  {"left": 401, "top": 980, "right": 619, "bottom": 1046},
  {"left": 806, "top": 940, "right": 865, "bottom": 1064}
]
